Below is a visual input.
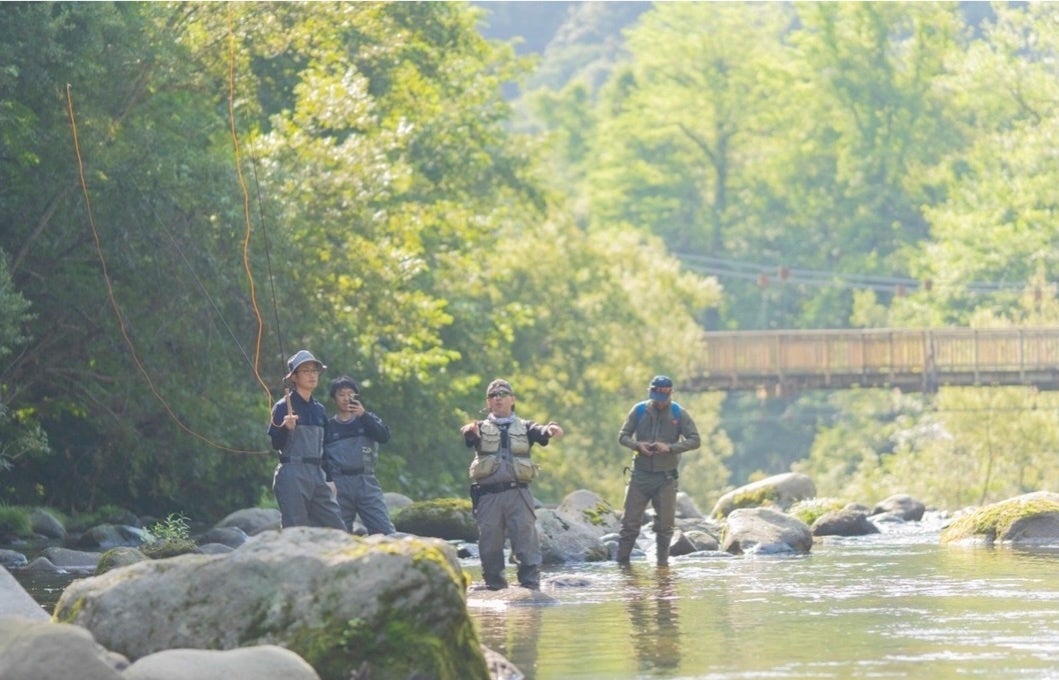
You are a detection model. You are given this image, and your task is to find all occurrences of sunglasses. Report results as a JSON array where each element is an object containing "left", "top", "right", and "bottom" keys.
[{"left": 488, "top": 390, "right": 513, "bottom": 399}]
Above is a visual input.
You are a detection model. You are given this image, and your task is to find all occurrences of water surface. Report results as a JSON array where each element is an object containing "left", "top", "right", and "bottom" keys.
[{"left": 468, "top": 524, "right": 1059, "bottom": 679}]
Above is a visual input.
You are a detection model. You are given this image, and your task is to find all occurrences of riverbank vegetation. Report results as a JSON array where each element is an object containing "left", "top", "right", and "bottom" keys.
[{"left": 3, "top": 2, "right": 1059, "bottom": 522}]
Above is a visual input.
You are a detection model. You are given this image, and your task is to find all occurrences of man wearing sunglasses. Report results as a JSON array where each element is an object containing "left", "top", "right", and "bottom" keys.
[
  {"left": 461, "top": 378, "right": 564, "bottom": 590},
  {"left": 616, "top": 375, "right": 700, "bottom": 567}
]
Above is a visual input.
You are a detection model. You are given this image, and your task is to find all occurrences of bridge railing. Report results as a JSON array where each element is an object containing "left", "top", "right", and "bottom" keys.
[{"left": 687, "top": 327, "right": 1059, "bottom": 392}]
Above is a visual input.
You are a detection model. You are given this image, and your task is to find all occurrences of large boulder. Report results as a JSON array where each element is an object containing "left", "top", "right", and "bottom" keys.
[
  {"left": 940, "top": 491, "right": 1059, "bottom": 546},
  {"left": 54, "top": 528, "right": 490, "bottom": 680},
  {"left": 392, "top": 497, "right": 478, "bottom": 541},
  {"left": 536, "top": 509, "right": 610, "bottom": 564},
  {"left": 554, "top": 489, "right": 621, "bottom": 536},
  {"left": 721, "top": 507, "right": 813, "bottom": 555},
  {"left": 711, "top": 472, "right": 816, "bottom": 519}
]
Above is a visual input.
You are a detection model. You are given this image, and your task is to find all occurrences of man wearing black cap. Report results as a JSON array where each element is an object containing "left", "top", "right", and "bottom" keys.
[
  {"left": 267, "top": 349, "right": 346, "bottom": 529},
  {"left": 616, "top": 375, "right": 700, "bottom": 566},
  {"left": 461, "top": 378, "right": 564, "bottom": 590}
]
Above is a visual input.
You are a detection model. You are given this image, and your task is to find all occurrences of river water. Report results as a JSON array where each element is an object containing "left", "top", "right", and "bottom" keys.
[
  {"left": 14, "top": 517, "right": 1059, "bottom": 679},
  {"left": 467, "top": 518, "right": 1059, "bottom": 680}
]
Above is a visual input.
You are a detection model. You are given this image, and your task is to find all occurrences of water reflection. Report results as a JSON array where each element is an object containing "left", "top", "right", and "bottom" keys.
[{"left": 620, "top": 566, "right": 680, "bottom": 674}]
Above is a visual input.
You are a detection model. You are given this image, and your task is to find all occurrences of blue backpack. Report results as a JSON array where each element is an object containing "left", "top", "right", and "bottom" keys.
[{"left": 634, "top": 400, "right": 682, "bottom": 426}]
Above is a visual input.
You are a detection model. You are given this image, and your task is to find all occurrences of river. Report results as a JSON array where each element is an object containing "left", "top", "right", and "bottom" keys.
[
  {"left": 467, "top": 517, "right": 1059, "bottom": 679},
  {"left": 14, "top": 517, "right": 1059, "bottom": 679}
]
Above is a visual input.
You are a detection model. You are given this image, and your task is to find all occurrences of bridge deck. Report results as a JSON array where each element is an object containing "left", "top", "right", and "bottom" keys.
[{"left": 685, "top": 327, "right": 1059, "bottom": 393}]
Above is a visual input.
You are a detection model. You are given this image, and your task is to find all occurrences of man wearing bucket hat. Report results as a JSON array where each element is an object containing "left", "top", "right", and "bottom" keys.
[
  {"left": 461, "top": 378, "right": 564, "bottom": 590},
  {"left": 267, "top": 349, "right": 346, "bottom": 529},
  {"left": 616, "top": 375, "right": 700, "bottom": 566}
]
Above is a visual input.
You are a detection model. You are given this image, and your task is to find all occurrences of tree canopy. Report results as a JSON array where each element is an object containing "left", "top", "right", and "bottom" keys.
[{"left": 4, "top": 1, "right": 1059, "bottom": 519}]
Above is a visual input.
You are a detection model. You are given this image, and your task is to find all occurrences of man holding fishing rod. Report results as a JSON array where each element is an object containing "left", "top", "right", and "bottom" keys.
[{"left": 268, "top": 350, "right": 346, "bottom": 529}]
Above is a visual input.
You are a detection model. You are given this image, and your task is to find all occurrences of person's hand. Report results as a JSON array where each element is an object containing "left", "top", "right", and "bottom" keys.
[
  {"left": 637, "top": 442, "right": 654, "bottom": 456},
  {"left": 349, "top": 399, "right": 365, "bottom": 418},
  {"left": 282, "top": 413, "right": 299, "bottom": 430},
  {"left": 653, "top": 442, "right": 671, "bottom": 454},
  {"left": 545, "top": 421, "right": 564, "bottom": 439},
  {"left": 461, "top": 421, "right": 480, "bottom": 437}
]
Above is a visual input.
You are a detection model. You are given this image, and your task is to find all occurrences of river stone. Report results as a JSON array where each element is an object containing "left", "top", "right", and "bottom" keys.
[
  {"left": 196, "top": 525, "right": 248, "bottom": 548},
  {"left": 123, "top": 645, "right": 320, "bottom": 680},
  {"left": 554, "top": 489, "right": 622, "bottom": 535},
  {"left": 871, "top": 493, "right": 926, "bottom": 521},
  {"left": 722, "top": 506, "right": 813, "bottom": 555},
  {"left": 53, "top": 527, "right": 489, "bottom": 680},
  {"left": 0, "top": 617, "right": 127, "bottom": 679},
  {"left": 0, "top": 565, "right": 49, "bottom": 620},
  {"left": 42, "top": 546, "right": 104, "bottom": 569},
  {"left": 711, "top": 472, "right": 816, "bottom": 519},
  {"left": 76, "top": 523, "right": 150, "bottom": 550},
  {"left": 30, "top": 508, "right": 67, "bottom": 540},
  {"left": 0, "top": 549, "right": 27, "bottom": 569},
  {"left": 536, "top": 508, "right": 610, "bottom": 564},
  {"left": 391, "top": 497, "right": 478, "bottom": 541},
  {"left": 811, "top": 507, "right": 881, "bottom": 537},
  {"left": 214, "top": 507, "right": 281, "bottom": 535}
]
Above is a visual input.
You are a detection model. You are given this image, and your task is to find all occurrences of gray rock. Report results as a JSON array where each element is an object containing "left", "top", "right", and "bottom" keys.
[
  {"left": 0, "top": 565, "right": 49, "bottom": 620},
  {"left": 42, "top": 546, "right": 103, "bottom": 569},
  {"left": 54, "top": 528, "right": 489, "bottom": 680},
  {"left": 123, "top": 645, "right": 319, "bottom": 680},
  {"left": 0, "top": 549, "right": 28, "bottom": 569},
  {"left": 675, "top": 492, "right": 705, "bottom": 519},
  {"left": 196, "top": 526, "right": 247, "bottom": 549},
  {"left": 30, "top": 508, "right": 67, "bottom": 540},
  {"left": 213, "top": 507, "right": 281, "bottom": 536},
  {"left": 554, "top": 489, "right": 621, "bottom": 535},
  {"left": 76, "top": 524, "right": 150, "bottom": 550},
  {"left": 812, "top": 508, "right": 881, "bottom": 537},
  {"left": 24, "top": 556, "right": 64, "bottom": 573},
  {"left": 711, "top": 472, "right": 816, "bottom": 519},
  {"left": 0, "top": 617, "right": 127, "bottom": 679},
  {"left": 195, "top": 543, "right": 234, "bottom": 555},
  {"left": 536, "top": 508, "right": 610, "bottom": 564},
  {"left": 871, "top": 493, "right": 926, "bottom": 521},
  {"left": 722, "top": 506, "right": 813, "bottom": 555}
]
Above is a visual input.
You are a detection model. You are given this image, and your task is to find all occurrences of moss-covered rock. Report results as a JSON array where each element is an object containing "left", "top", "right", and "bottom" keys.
[
  {"left": 940, "top": 491, "right": 1059, "bottom": 546},
  {"left": 96, "top": 546, "right": 147, "bottom": 574},
  {"left": 711, "top": 473, "right": 816, "bottom": 519},
  {"left": 55, "top": 528, "right": 488, "bottom": 680},
  {"left": 392, "top": 497, "right": 477, "bottom": 541}
]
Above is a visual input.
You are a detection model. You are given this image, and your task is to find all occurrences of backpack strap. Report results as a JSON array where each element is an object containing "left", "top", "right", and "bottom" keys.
[{"left": 634, "top": 401, "right": 682, "bottom": 425}]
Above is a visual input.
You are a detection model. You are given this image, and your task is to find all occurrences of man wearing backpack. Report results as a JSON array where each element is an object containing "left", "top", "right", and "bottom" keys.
[{"left": 616, "top": 375, "right": 700, "bottom": 566}]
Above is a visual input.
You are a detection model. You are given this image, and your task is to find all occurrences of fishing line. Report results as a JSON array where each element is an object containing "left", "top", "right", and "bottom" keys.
[
  {"left": 64, "top": 84, "right": 266, "bottom": 456},
  {"left": 226, "top": 5, "right": 273, "bottom": 402}
]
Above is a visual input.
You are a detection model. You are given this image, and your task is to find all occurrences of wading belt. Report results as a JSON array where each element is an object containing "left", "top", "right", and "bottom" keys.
[
  {"left": 278, "top": 455, "right": 322, "bottom": 465},
  {"left": 331, "top": 465, "right": 373, "bottom": 476}
]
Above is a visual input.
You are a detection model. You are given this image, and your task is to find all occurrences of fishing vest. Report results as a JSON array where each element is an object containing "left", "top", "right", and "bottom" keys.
[{"left": 469, "top": 418, "right": 536, "bottom": 482}]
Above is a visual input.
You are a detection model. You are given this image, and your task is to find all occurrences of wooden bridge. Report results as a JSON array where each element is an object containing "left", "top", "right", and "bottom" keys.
[{"left": 684, "top": 327, "right": 1059, "bottom": 394}]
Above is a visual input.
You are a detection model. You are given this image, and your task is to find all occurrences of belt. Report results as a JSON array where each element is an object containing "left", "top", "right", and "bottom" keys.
[
  {"left": 332, "top": 466, "right": 373, "bottom": 476},
  {"left": 473, "top": 481, "right": 528, "bottom": 495},
  {"left": 278, "top": 456, "right": 322, "bottom": 465}
]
